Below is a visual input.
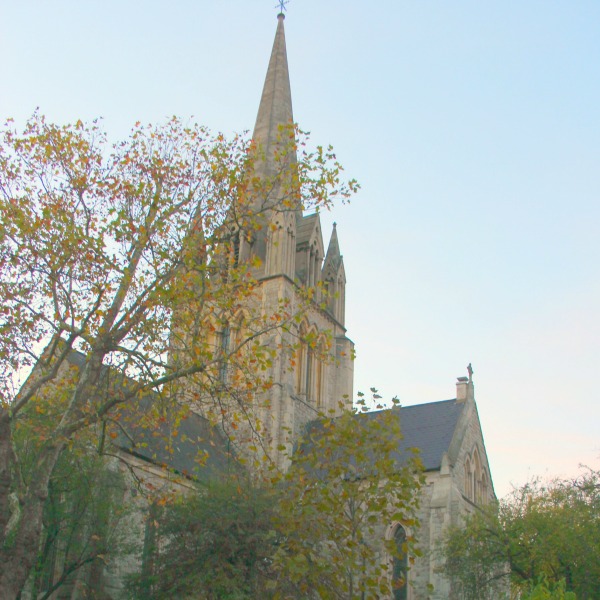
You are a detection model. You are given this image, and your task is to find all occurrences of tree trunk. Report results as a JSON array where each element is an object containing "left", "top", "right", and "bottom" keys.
[
  {"left": 0, "top": 409, "right": 15, "bottom": 540},
  {"left": 0, "top": 442, "right": 63, "bottom": 600}
]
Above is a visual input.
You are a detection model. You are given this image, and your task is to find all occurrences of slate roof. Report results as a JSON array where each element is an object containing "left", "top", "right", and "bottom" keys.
[
  {"left": 359, "top": 399, "right": 465, "bottom": 471},
  {"left": 64, "top": 350, "right": 236, "bottom": 482},
  {"left": 296, "top": 398, "right": 465, "bottom": 478},
  {"left": 64, "top": 351, "right": 462, "bottom": 479},
  {"left": 66, "top": 350, "right": 87, "bottom": 368},
  {"left": 114, "top": 397, "right": 236, "bottom": 482}
]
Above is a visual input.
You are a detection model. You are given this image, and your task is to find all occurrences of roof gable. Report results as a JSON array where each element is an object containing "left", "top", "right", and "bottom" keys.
[{"left": 296, "top": 213, "right": 322, "bottom": 249}]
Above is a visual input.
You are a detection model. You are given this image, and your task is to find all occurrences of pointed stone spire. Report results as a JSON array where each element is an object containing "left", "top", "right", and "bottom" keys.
[
  {"left": 323, "top": 222, "right": 342, "bottom": 276},
  {"left": 252, "top": 14, "right": 294, "bottom": 177},
  {"left": 322, "top": 223, "right": 346, "bottom": 325}
]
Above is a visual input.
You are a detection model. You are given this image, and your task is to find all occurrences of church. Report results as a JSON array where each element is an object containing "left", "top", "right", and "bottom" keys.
[
  {"left": 123, "top": 12, "right": 497, "bottom": 599},
  {"left": 22, "top": 12, "right": 497, "bottom": 600}
]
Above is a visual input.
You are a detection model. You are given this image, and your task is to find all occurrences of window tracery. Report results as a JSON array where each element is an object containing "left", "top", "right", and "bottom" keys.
[
  {"left": 464, "top": 447, "right": 489, "bottom": 504},
  {"left": 294, "top": 326, "right": 329, "bottom": 408}
]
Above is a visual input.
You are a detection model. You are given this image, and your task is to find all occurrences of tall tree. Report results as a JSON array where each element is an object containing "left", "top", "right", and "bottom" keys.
[{"left": 0, "top": 114, "right": 356, "bottom": 598}]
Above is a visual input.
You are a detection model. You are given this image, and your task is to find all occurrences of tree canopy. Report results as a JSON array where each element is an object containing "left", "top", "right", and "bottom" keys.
[
  {"left": 128, "top": 477, "right": 278, "bottom": 600},
  {"left": 442, "top": 467, "right": 600, "bottom": 600},
  {"left": 0, "top": 113, "right": 356, "bottom": 598}
]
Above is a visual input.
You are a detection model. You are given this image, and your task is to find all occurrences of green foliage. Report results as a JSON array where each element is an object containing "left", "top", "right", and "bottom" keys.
[
  {"left": 128, "top": 477, "right": 276, "bottom": 600},
  {"left": 272, "top": 402, "right": 424, "bottom": 599},
  {"left": 28, "top": 446, "right": 129, "bottom": 599},
  {"left": 442, "top": 507, "right": 509, "bottom": 600},
  {"left": 127, "top": 399, "right": 423, "bottom": 600},
  {"left": 442, "top": 468, "right": 600, "bottom": 599},
  {"left": 521, "top": 577, "right": 577, "bottom": 600}
]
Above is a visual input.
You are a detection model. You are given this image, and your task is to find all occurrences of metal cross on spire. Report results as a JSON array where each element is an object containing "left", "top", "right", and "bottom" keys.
[{"left": 276, "top": 0, "right": 290, "bottom": 15}]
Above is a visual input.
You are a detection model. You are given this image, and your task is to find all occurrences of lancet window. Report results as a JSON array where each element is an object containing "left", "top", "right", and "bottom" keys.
[
  {"left": 392, "top": 525, "right": 409, "bottom": 600},
  {"left": 294, "top": 326, "right": 328, "bottom": 407},
  {"left": 295, "top": 323, "right": 309, "bottom": 396},
  {"left": 465, "top": 447, "right": 488, "bottom": 504},
  {"left": 465, "top": 457, "right": 473, "bottom": 500},
  {"left": 218, "top": 325, "right": 230, "bottom": 383}
]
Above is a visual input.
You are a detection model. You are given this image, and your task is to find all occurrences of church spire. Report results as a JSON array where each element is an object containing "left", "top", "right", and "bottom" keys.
[
  {"left": 252, "top": 13, "right": 294, "bottom": 176},
  {"left": 323, "top": 223, "right": 342, "bottom": 275},
  {"left": 322, "top": 223, "right": 346, "bottom": 325}
]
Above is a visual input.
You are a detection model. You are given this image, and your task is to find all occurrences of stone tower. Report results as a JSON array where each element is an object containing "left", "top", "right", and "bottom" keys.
[
  {"left": 173, "top": 14, "right": 354, "bottom": 468},
  {"left": 246, "top": 13, "right": 354, "bottom": 465}
]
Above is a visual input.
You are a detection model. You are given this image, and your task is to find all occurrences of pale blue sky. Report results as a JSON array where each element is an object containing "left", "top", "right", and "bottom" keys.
[{"left": 2, "top": 1, "right": 599, "bottom": 496}]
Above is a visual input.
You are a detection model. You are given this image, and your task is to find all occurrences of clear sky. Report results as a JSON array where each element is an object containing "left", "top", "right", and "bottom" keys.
[{"left": 2, "top": 1, "right": 599, "bottom": 497}]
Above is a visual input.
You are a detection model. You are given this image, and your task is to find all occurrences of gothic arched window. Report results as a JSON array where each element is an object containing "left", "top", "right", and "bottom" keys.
[
  {"left": 218, "top": 325, "right": 230, "bottom": 383},
  {"left": 481, "top": 469, "right": 489, "bottom": 504},
  {"left": 465, "top": 457, "right": 473, "bottom": 500},
  {"left": 295, "top": 343, "right": 305, "bottom": 395},
  {"left": 473, "top": 450, "right": 482, "bottom": 503},
  {"left": 392, "top": 525, "right": 408, "bottom": 600},
  {"left": 228, "top": 312, "right": 248, "bottom": 386},
  {"left": 315, "top": 350, "right": 323, "bottom": 408},
  {"left": 305, "top": 346, "right": 313, "bottom": 399},
  {"left": 232, "top": 230, "right": 240, "bottom": 268},
  {"left": 295, "top": 323, "right": 308, "bottom": 395},
  {"left": 314, "top": 337, "right": 328, "bottom": 409}
]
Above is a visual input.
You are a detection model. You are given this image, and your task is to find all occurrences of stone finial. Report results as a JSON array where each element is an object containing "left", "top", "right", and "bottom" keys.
[{"left": 322, "top": 223, "right": 341, "bottom": 277}]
